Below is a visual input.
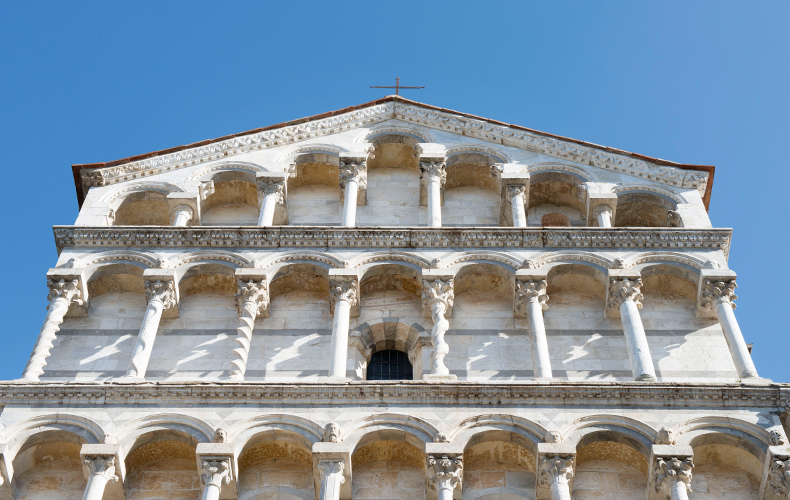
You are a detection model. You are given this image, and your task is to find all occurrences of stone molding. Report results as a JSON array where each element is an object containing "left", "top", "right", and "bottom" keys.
[
  {"left": 53, "top": 226, "right": 732, "bottom": 255},
  {"left": 78, "top": 102, "right": 707, "bottom": 197},
  {"left": 0, "top": 382, "right": 783, "bottom": 408}
]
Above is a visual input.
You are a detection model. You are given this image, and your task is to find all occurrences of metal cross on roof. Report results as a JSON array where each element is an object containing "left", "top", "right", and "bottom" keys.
[{"left": 370, "top": 77, "right": 425, "bottom": 96}]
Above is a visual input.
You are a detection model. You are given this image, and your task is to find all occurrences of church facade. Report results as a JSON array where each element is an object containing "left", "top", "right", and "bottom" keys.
[{"left": 2, "top": 96, "right": 788, "bottom": 500}]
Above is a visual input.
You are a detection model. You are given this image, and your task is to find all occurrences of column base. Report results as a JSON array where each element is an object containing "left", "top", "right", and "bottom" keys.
[
  {"left": 635, "top": 374, "right": 657, "bottom": 382},
  {"left": 740, "top": 376, "right": 772, "bottom": 386},
  {"left": 325, "top": 376, "right": 352, "bottom": 383},
  {"left": 423, "top": 374, "right": 457, "bottom": 382}
]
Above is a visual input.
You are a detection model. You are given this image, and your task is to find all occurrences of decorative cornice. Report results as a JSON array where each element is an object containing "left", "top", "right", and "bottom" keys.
[
  {"left": 0, "top": 382, "right": 783, "bottom": 409},
  {"left": 76, "top": 100, "right": 709, "bottom": 202},
  {"left": 53, "top": 226, "right": 732, "bottom": 256}
]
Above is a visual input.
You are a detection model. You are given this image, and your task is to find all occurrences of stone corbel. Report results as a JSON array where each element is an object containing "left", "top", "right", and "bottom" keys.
[
  {"left": 647, "top": 444, "right": 694, "bottom": 500},
  {"left": 604, "top": 269, "right": 642, "bottom": 318},
  {"left": 312, "top": 441, "right": 353, "bottom": 500},
  {"left": 418, "top": 154, "right": 447, "bottom": 207},
  {"left": 235, "top": 269, "right": 269, "bottom": 319},
  {"left": 584, "top": 184, "right": 618, "bottom": 227},
  {"left": 422, "top": 271, "right": 454, "bottom": 319},
  {"left": 47, "top": 268, "right": 89, "bottom": 317},
  {"left": 80, "top": 443, "right": 125, "bottom": 500},
  {"left": 328, "top": 270, "right": 360, "bottom": 318},
  {"left": 195, "top": 442, "right": 238, "bottom": 500},
  {"left": 499, "top": 173, "right": 530, "bottom": 226},
  {"left": 166, "top": 192, "right": 201, "bottom": 226},
  {"left": 199, "top": 180, "right": 216, "bottom": 201},
  {"left": 256, "top": 172, "right": 289, "bottom": 225},
  {"left": 514, "top": 270, "right": 549, "bottom": 318},
  {"left": 696, "top": 268, "right": 737, "bottom": 319},
  {"left": 144, "top": 268, "right": 179, "bottom": 318},
  {"left": 338, "top": 153, "right": 369, "bottom": 206},
  {"left": 760, "top": 445, "right": 790, "bottom": 500},
  {"left": 536, "top": 442, "right": 576, "bottom": 500}
]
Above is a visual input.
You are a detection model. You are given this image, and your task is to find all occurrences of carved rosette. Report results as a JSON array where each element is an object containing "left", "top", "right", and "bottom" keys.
[
  {"left": 330, "top": 280, "right": 358, "bottom": 309},
  {"left": 84, "top": 455, "right": 120, "bottom": 482},
  {"left": 420, "top": 161, "right": 447, "bottom": 187},
  {"left": 422, "top": 279, "right": 454, "bottom": 318},
  {"left": 768, "top": 458, "right": 790, "bottom": 497},
  {"left": 506, "top": 185, "right": 527, "bottom": 205},
  {"left": 200, "top": 459, "right": 232, "bottom": 489},
  {"left": 258, "top": 178, "right": 286, "bottom": 203},
  {"left": 515, "top": 279, "right": 549, "bottom": 314},
  {"left": 653, "top": 457, "right": 693, "bottom": 497},
  {"left": 323, "top": 422, "right": 341, "bottom": 443},
  {"left": 339, "top": 161, "right": 368, "bottom": 191},
  {"left": 538, "top": 455, "right": 574, "bottom": 487},
  {"left": 235, "top": 279, "right": 268, "bottom": 316},
  {"left": 144, "top": 280, "right": 177, "bottom": 310},
  {"left": 427, "top": 454, "right": 463, "bottom": 492},
  {"left": 701, "top": 279, "right": 737, "bottom": 310},
  {"left": 47, "top": 278, "right": 84, "bottom": 306},
  {"left": 608, "top": 278, "right": 644, "bottom": 310}
]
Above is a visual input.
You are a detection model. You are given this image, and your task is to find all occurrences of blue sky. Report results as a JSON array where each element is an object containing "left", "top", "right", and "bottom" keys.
[{"left": 0, "top": 1, "right": 787, "bottom": 381}]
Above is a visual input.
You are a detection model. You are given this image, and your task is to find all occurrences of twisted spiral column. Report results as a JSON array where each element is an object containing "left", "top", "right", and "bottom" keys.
[
  {"left": 229, "top": 279, "right": 268, "bottom": 380},
  {"left": 423, "top": 278, "right": 454, "bottom": 376}
]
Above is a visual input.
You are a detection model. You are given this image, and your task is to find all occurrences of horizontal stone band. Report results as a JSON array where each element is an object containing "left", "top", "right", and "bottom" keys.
[{"left": 53, "top": 226, "right": 732, "bottom": 254}]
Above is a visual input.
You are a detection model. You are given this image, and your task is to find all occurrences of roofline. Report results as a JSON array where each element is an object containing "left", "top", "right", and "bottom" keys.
[{"left": 71, "top": 95, "right": 715, "bottom": 209}]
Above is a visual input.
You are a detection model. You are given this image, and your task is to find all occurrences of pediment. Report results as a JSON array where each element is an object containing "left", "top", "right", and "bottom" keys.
[{"left": 72, "top": 96, "right": 713, "bottom": 207}]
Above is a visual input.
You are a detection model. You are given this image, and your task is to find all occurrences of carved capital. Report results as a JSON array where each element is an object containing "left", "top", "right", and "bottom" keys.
[
  {"left": 235, "top": 279, "right": 268, "bottom": 315},
  {"left": 83, "top": 455, "right": 119, "bottom": 482},
  {"left": 427, "top": 454, "right": 462, "bottom": 492},
  {"left": 768, "top": 458, "right": 790, "bottom": 497},
  {"left": 323, "top": 422, "right": 341, "bottom": 443},
  {"left": 506, "top": 184, "right": 527, "bottom": 203},
  {"left": 339, "top": 161, "right": 368, "bottom": 190},
  {"left": 144, "top": 280, "right": 177, "bottom": 310},
  {"left": 770, "top": 429, "right": 788, "bottom": 446},
  {"left": 420, "top": 161, "right": 447, "bottom": 186},
  {"left": 200, "top": 459, "right": 232, "bottom": 489},
  {"left": 330, "top": 279, "right": 358, "bottom": 309},
  {"left": 608, "top": 278, "right": 644, "bottom": 310},
  {"left": 258, "top": 178, "right": 286, "bottom": 203},
  {"left": 516, "top": 279, "right": 549, "bottom": 314},
  {"left": 593, "top": 204, "right": 613, "bottom": 219},
  {"left": 318, "top": 460, "right": 346, "bottom": 483},
  {"left": 422, "top": 279, "right": 454, "bottom": 319},
  {"left": 701, "top": 279, "right": 737, "bottom": 310},
  {"left": 538, "top": 455, "right": 574, "bottom": 486},
  {"left": 653, "top": 457, "right": 693, "bottom": 497},
  {"left": 47, "top": 278, "right": 84, "bottom": 306}
]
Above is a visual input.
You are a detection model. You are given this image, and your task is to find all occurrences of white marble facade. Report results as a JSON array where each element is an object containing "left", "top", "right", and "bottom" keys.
[{"left": 2, "top": 97, "right": 788, "bottom": 500}]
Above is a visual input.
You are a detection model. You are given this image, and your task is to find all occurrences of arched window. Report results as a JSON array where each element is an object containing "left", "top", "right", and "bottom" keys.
[{"left": 366, "top": 350, "right": 413, "bottom": 380}]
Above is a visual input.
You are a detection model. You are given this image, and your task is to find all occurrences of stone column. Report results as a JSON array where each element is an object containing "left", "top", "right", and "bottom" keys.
[
  {"left": 420, "top": 161, "right": 446, "bottom": 228},
  {"left": 607, "top": 277, "right": 657, "bottom": 381},
  {"left": 652, "top": 456, "right": 694, "bottom": 500},
  {"left": 536, "top": 443, "right": 576, "bottom": 500},
  {"left": 200, "top": 459, "right": 232, "bottom": 500},
  {"left": 229, "top": 276, "right": 268, "bottom": 381},
  {"left": 257, "top": 178, "right": 286, "bottom": 227},
  {"left": 427, "top": 454, "right": 462, "bottom": 500},
  {"left": 701, "top": 279, "right": 759, "bottom": 379},
  {"left": 81, "top": 455, "right": 119, "bottom": 500},
  {"left": 22, "top": 278, "right": 85, "bottom": 381},
  {"left": 318, "top": 460, "right": 345, "bottom": 500},
  {"left": 422, "top": 278, "right": 454, "bottom": 379},
  {"left": 126, "top": 278, "right": 178, "bottom": 379},
  {"left": 339, "top": 160, "right": 367, "bottom": 227},
  {"left": 173, "top": 205, "right": 193, "bottom": 227},
  {"left": 593, "top": 205, "right": 613, "bottom": 228},
  {"left": 507, "top": 185, "right": 528, "bottom": 227},
  {"left": 516, "top": 279, "right": 552, "bottom": 379},
  {"left": 329, "top": 278, "right": 358, "bottom": 379}
]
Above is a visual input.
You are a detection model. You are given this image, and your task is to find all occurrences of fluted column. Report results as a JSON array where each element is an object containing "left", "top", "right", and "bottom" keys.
[
  {"left": 608, "top": 278, "right": 656, "bottom": 381},
  {"left": 516, "top": 280, "right": 552, "bottom": 379},
  {"left": 173, "top": 205, "right": 193, "bottom": 227},
  {"left": 22, "top": 278, "right": 84, "bottom": 381},
  {"left": 652, "top": 457, "right": 694, "bottom": 500},
  {"left": 81, "top": 456, "right": 119, "bottom": 500},
  {"left": 593, "top": 205, "right": 613, "bottom": 227},
  {"left": 420, "top": 161, "right": 446, "bottom": 227},
  {"left": 538, "top": 456, "right": 574, "bottom": 500},
  {"left": 339, "top": 160, "right": 367, "bottom": 227},
  {"left": 257, "top": 179, "right": 285, "bottom": 226},
  {"left": 229, "top": 279, "right": 268, "bottom": 381},
  {"left": 427, "top": 454, "right": 462, "bottom": 500},
  {"left": 422, "top": 278, "right": 454, "bottom": 377},
  {"left": 200, "top": 459, "right": 232, "bottom": 500},
  {"left": 507, "top": 185, "right": 528, "bottom": 227},
  {"left": 126, "top": 280, "right": 177, "bottom": 379},
  {"left": 318, "top": 460, "right": 345, "bottom": 500},
  {"left": 701, "top": 279, "right": 758, "bottom": 379},
  {"left": 329, "top": 279, "right": 358, "bottom": 379}
]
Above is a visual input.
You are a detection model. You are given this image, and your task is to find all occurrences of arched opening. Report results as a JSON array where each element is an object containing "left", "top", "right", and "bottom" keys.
[
  {"left": 528, "top": 172, "right": 586, "bottom": 227},
  {"left": 351, "top": 431, "right": 426, "bottom": 500},
  {"left": 113, "top": 191, "right": 170, "bottom": 225},
  {"left": 287, "top": 152, "right": 341, "bottom": 226},
  {"left": 357, "top": 134, "right": 421, "bottom": 226},
  {"left": 366, "top": 349, "right": 413, "bottom": 380},
  {"left": 236, "top": 431, "right": 314, "bottom": 500},
  {"left": 574, "top": 430, "right": 649, "bottom": 499},
  {"left": 443, "top": 153, "right": 500, "bottom": 226},
  {"left": 614, "top": 191, "right": 677, "bottom": 228},
  {"left": 688, "top": 432, "right": 763, "bottom": 498},
  {"left": 200, "top": 170, "right": 260, "bottom": 225},
  {"left": 12, "top": 431, "right": 87, "bottom": 499},
  {"left": 463, "top": 430, "right": 537, "bottom": 500},
  {"left": 123, "top": 430, "right": 201, "bottom": 499}
]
